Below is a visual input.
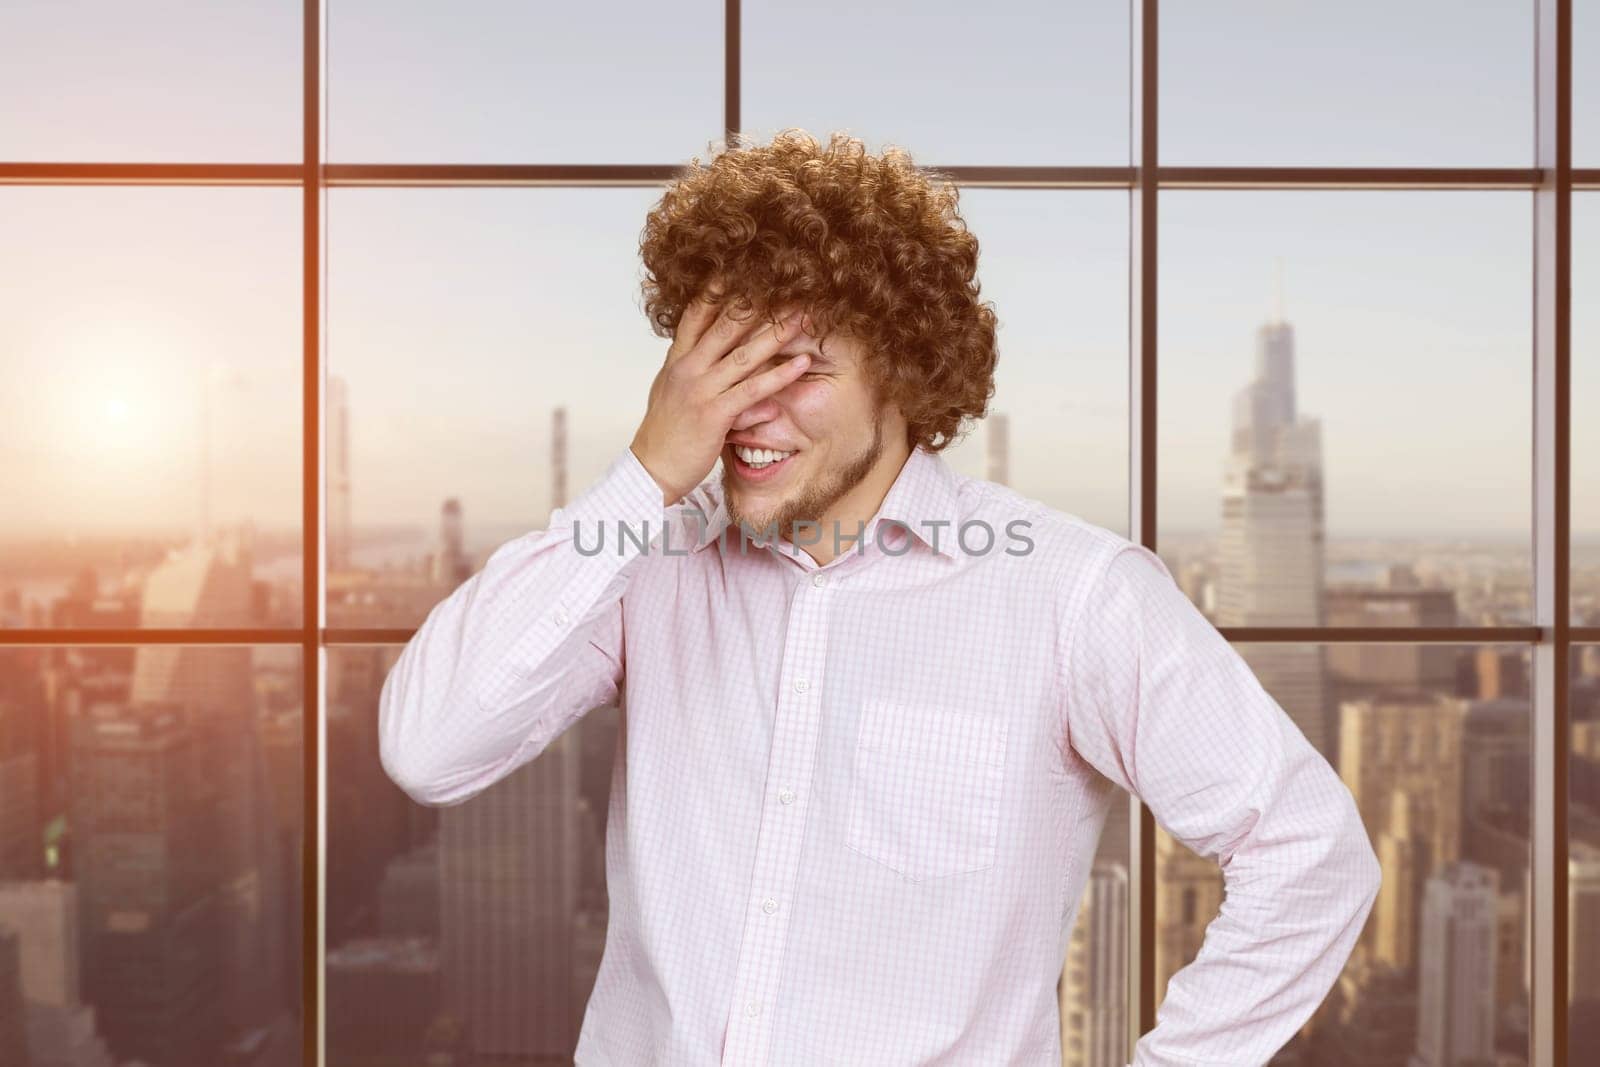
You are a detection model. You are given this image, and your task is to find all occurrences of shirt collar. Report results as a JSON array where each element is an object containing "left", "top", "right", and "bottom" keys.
[{"left": 689, "top": 444, "right": 963, "bottom": 561}]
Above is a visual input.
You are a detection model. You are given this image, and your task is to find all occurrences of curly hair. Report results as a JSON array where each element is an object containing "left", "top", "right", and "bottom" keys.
[{"left": 638, "top": 129, "right": 999, "bottom": 453}]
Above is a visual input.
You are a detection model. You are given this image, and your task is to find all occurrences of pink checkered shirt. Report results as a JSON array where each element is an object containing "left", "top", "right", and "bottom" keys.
[{"left": 379, "top": 443, "right": 1381, "bottom": 1066}]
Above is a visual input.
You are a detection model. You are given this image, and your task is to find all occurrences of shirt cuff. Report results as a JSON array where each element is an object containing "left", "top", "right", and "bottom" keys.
[{"left": 549, "top": 444, "right": 674, "bottom": 558}]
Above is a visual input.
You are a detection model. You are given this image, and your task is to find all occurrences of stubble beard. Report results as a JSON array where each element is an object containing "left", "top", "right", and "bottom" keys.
[{"left": 724, "top": 411, "right": 885, "bottom": 548}]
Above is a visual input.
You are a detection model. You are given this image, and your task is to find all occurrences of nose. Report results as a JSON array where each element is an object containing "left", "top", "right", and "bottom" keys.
[{"left": 729, "top": 396, "right": 782, "bottom": 432}]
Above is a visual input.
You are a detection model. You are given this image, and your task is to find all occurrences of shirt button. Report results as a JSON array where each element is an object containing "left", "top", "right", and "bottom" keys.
[
  {"left": 778, "top": 789, "right": 795, "bottom": 805},
  {"left": 793, "top": 678, "right": 809, "bottom": 693},
  {"left": 811, "top": 572, "right": 827, "bottom": 588},
  {"left": 553, "top": 608, "right": 569, "bottom": 626},
  {"left": 762, "top": 898, "right": 778, "bottom": 915},
  {"left": 746, "top": 1000, "right": 762, "bottom": 1017}
]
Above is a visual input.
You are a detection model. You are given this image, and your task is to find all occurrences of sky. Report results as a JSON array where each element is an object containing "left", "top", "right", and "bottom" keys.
[{"left": 1, "top": 0, "right": 1598, "bottom": 545}]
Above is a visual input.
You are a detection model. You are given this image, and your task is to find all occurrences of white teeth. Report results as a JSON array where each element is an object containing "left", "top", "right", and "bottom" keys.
[{"left": 733, "top": 445, "right": 794, "bottom": 467}]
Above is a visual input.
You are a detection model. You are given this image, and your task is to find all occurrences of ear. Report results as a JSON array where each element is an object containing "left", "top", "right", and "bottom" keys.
[{"left": 876, "top": 396, "right": 911, "bottom": 446}]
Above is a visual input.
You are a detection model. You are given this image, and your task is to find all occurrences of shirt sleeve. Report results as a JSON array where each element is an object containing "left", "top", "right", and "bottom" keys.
[
  {"left": 378, "top": 444, "right": 674, "bottom": 807},
  {"left": 1056, "top": 541, "right": 1382, "bottom": 1067}
]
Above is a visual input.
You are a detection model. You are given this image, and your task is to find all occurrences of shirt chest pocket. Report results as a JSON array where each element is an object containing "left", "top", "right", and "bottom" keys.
[{"left": 845, "top": 699, "right": 1009, "bottom": 883}]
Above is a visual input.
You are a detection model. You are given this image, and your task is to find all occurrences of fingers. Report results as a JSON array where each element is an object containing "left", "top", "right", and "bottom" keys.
[
  {"left": 707, "top": 308, "right": 805, "bottom": 392},
  {"left": 693, "top": 300, "right": 762, "bottom": 363},
  {"left": 665, "top": 277, "right": 729, "bottom": 364},
  {"left": 714, "top": 349, "right": 812, "bottom": 418}
]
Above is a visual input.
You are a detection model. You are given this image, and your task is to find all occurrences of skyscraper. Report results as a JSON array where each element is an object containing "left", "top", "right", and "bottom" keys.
[
  {"left": 552, "top": 405, "right": 569, "bottom": 515},
  {"left": 1216, "top": 316, "right": 1329, "bottom": 754},
  {"left": 0, "top": 699, "right": 41, "bottom": 879},
  {"left": 132, "top": 539, "right": 256, "bottom": 704},
  {"left": 1374, "top": 790, "right": 1425, "bottom": 971},
  {"left": 1059, "top": 859, "right": 1128, "bottom": 1067},
  {"left": 0, "top": 928, "right": 27, "bottom": 1067},
  {"left": 127, "top": 539, "right": 290, "bottom": 1041},
  {"left": 986, "top": 410, "right": 1010, "bottom": 488},
  {"left": 1410, "top": 862, "right": 1498, "bottom": 1066},
  {"left": 1572, "top": 842, "right": 1600, "bottom": 1005},
  {"left": 1157, "top": 301, "right": 1332, "bottom": 1011},
  {"left": 70, "top": 702, "right": 224, "bottom": 1065},
  {"left": 431, "top": 499, "right": 471, "bottom": 587},
  {"left": 1339, "top": 693, "right": 1465, "bottom": 969},
  {"left": 1154, "top": 828, "right": 1225, "bottom": 1010},
  {"left": 0, "top": 880, "right": 117, "bottom": 1067},
  {"left": 439, "top": 728, "right": 583, "bottom": 1056},
  {"left": 328, "top": 374, "right": 354, "bottom": 572}
]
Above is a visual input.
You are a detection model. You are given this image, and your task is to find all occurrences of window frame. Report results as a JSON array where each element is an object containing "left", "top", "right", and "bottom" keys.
[{"left": 0, "top": 2, "right": 1589, "bottom": 1065}]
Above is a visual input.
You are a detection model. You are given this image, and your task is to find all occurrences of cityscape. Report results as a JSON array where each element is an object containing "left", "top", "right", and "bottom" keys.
[
  {"left": 1, "top": 297, "right": 1597, "bottom": 1066},
  {"left": 4, "top": 1, "right": 1598, "bottom": 1063}
]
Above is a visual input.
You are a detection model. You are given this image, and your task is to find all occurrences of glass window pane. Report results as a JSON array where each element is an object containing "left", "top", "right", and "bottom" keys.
[
  {"left": 0, "top": 1, "right": 300, "bottom": 163},
  {"left": 325, "top": 187, "right": 664, "bottom": 630},
  {"left": 0, "top": 645, "right": 304, "bottom": 1064},
  {"left": 742, "top": 0, "right": 1129, "bottom": 165},
  {"left": 327, "top": 0, "right": 722, "bottom": 164},
  {"left": 1155, "top": 642, "right": 1532, "bottom": 1065},
  {"left": 1579, "top": 0, "right": 1600, "bottom": 166},
  {"left": 941, "top": 191, "right": 1129, "bottom": 534},
  {"left": 329, "top": 187, "right": 1133, "bottom": 1059},
  {"left": 1158, "top": 191, "right": 1532, "bottom": 626},
  {"left": 327, "top": 644, "right": 609, "bottom": 1059},
  {"left": 0, "top": 188, "right": 303, "bottom": 630},
  {"left": 1062, "top": 788, "right": 1133, "bottom": 1066},
  {"left": 1162, "top": 2, "right": 1533, "bottom": 167},
  {"left": 326, "top": 188, "right": 1128, "bottom": 629},
  {"left": 1577, "top": 194, "right": 1599, "bottom": 626},
  {"left": 342, "top": 644, "right": 1134, "bottom": 1064}
]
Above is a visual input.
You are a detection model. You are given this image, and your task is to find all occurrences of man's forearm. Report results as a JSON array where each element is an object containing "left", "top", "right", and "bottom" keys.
[
  {"left": 1128, "top": 754, "right": 1381, "bottom": 1067},
  {"left": 377, "top": 444, "right": 665, "bottom": 807}
]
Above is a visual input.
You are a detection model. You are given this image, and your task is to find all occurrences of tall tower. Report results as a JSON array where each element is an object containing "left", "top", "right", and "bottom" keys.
[
  {"left": 1059, "top": 860, "right": 1128, "bottom": 1067},
  {"left": 1411, "top": 862, "right": 1498, "bottom": 1067},
  {"left": 128, "top": 542, "right": 288, "bottom": 1039},
  {"left": 0, "top": 928, "right": 26, "bottom": 1067},
  {"left": 0, "top": 881, "right": 119, "bottom": 1067},
  {"left": 1572, "top": 843, "right": 1600, "bottom": 1005},
  {"left": 1375, "top": 789, "right": 1424, "bottom": 969},
  {"left": 552, "top": 406, "right": 569, "bottom": 514},
  {"left": 1340, "top": 692, "right": 1466, "bottom": 967},
  {"left": 1157, "top": 281, "right": 1333, "bottom": 1015},
  {"left": 0, "top": 699, "right": 41, "bottom": 879},
  {"left": 328, "top": 374, "right": 354, "bottom": 571},
  {"left": 439, "top": 730, "right": 583, "bottom": 1056},
  {"left": 985, "top": 410, "right": 1010, "bottom": 487},
  {"left": 1216, "top": 311, "right": 1328, "bottom": 754},
  {"left": 431, "top": 499, "right": 471, "bottom": 587},
  {"left": 1154, "top": 828, "right": 1225, "bottom": 1010},
  {"left": 134, "top": 538, "right": 258, "bottom": 689},
  {"left": 71, "top": 703, "right": 224, "bottom": 1065}
]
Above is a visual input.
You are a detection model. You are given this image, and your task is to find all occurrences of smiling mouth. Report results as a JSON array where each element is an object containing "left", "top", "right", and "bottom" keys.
[{"left": 728, "top": 443, "right": 798, "bottom": 481}]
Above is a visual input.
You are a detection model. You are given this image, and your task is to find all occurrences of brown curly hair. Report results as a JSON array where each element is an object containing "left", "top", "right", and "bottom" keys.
[{"left": 638, "top": 129, "right": 999, "bottom": 453}]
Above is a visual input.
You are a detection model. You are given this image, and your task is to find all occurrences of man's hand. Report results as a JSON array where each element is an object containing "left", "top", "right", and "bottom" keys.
[{"left": 629, "top": 287, "right": 810, "bottom": 505}]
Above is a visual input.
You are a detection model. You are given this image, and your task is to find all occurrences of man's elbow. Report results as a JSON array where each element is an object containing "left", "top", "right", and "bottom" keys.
[
  {"left": 378, "top": 716, "right": 505, "bottom": 809},
  {"left": 1345, "top": 801, "right": 1383, "bottom": 910},
  {"left": 379, "top": 748, "right": 428, "bottom": 806},
  {"left": 1359, "top": 838, "right": 1382, "bottom": 907},
  {"left": 378, "top": 737, "right": 443, "bottom": 807},
  {"left": 377, "top": 676, "right": 435, "bottom": 805},
  {"left": 377, "top": 698, "right": 474, "bottom": 808},
  {"left": 379, "top": 745, "right": 482, "bottom": 808}
]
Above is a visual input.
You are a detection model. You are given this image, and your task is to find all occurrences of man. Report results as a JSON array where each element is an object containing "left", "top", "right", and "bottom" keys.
[{"left": 378, "top": 130, "right": 1381, "bottom": 1066}]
